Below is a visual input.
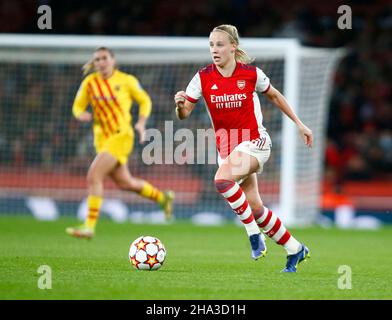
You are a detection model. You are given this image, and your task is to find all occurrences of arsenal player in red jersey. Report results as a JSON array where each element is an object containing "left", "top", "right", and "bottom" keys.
[{"left": 174, "top": 25, "right": 313, "bottom": 272}]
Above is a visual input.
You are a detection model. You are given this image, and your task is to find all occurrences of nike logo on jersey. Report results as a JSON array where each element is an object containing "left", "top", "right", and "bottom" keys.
[{"left": 211, "top": 84, "right": 218, "bottom": 90}]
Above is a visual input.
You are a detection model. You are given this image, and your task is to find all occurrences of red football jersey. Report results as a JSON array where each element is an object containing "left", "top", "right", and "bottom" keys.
[{"left": 185, "top": 62, "right": 271, "bottom": 158}]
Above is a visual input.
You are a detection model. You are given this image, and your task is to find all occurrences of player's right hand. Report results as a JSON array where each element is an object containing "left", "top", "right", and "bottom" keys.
[
  {"left": 77, "top": 112, "right": 92, "bottom": 122},
  {"left": 298, "top": 123, "right": 313, "bottom": 148},
  {"left": 174, "top": 91, "right": 186, "bottom": 108}
]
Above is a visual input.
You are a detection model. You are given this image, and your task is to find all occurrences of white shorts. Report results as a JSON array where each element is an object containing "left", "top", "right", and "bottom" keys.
[{"left": 217, "top": 132, "right": 272, "bottom": 183}]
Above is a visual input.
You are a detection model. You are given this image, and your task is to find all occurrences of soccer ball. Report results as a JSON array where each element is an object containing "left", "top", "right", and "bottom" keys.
[{"left": 129, "top": 236, "right": 166, "bottom": 270}]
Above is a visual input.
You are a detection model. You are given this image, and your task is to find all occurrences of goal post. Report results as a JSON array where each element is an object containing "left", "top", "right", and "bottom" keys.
[{"left": 0, "top": 34, "right": 343, "bottom": 226}]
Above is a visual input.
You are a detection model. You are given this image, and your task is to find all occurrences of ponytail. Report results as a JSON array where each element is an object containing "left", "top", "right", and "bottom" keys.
[
  {"left": 235, "top": 47, "right": 254, "bottom": 65},
  {"left": 82, "top": 59, "right": 94, "bottom": 75}
]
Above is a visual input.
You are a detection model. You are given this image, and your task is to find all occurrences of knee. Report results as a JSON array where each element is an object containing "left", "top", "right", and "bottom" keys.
[
  {"left": 214, "top": 167, "right": 236, "bottom": 193},
  {"left": 214, "top": 167, "right": 234, "bottom": 183}
]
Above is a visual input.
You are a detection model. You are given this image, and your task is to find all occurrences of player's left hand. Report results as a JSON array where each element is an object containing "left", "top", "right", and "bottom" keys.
[
  {"left": 298, "top": 124, "right": 313, "bottom": 148},
  {"left": 135, "top": 121, "right": 146, "bottom": 144}
]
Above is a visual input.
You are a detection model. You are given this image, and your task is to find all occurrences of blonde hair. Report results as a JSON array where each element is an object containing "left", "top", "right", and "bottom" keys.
[
  {"left": 82, "top": 47, "right": 115, "bottom": 75},
  {"left": 212, "top": 24, "right": 254, "bottom": 65}
]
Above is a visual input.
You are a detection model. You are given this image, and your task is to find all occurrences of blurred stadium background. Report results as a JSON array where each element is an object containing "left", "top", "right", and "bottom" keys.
[{"left": 0, "top": 0, "right": 390, "bottom": 228}]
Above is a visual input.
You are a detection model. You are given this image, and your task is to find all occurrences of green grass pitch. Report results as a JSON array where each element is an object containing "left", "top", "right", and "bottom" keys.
[{"left": 0, "top": 216, "right": 391, "bottom": 300}]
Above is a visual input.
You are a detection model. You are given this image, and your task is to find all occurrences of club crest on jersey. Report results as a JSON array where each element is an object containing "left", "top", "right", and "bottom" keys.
[
  {"left": 114, "top": 85, "right": 121, "bottom": 91},
  {"left": 237, "top": 80, "right": 246, "bottom": 90}
]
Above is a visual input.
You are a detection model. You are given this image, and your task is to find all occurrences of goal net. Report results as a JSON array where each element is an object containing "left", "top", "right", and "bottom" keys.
[{"left": 0, "top": 34, "right": 343, "bottom": 226}]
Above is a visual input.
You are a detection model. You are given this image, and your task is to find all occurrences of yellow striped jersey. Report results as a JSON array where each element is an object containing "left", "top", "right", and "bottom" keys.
[{"left": 72, "top": 70, "right": 152, "bottom": 139}]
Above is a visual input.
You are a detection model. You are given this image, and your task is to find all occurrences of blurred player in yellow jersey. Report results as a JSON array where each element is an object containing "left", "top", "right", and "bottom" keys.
[{"left": 66, "top": 47, "right": 174, "bottom": 239}]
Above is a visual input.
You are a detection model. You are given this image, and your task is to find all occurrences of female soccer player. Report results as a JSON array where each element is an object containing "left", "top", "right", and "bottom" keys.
[
  {"left": 66, "top": 47, "right": 174, "bottom": 239},
  {"left": 174, "top": 25, "right": 312, "bottom": 272}
]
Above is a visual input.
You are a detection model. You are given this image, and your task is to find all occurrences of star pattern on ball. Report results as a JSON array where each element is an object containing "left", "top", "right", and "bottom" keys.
[
  {"left": 136, "top": 240, "right": 147, "bottom": 250},
  {"left": 130, "top": 256, "right": 139, "bottom": 267},
  {"left": 155, "top": 239, "right": 164, "bottom": 249},
  {"left": 146, "top": 255, "right": 158, "bottom": 267}
]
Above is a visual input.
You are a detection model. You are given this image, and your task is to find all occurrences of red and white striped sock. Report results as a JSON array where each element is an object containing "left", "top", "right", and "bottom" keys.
[
  {"left": 255, "top": 206, "right": 301, "bottom": 255},
  {"left": 215, "top": 179, "right": 260, "bottom": 236}
]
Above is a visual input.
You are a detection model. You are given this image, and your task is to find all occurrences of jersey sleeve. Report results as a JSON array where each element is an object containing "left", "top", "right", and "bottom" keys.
[
  {"left": 128, "top": 75, "right": 152, "bottom": 118},
  {"left": 185, "top": 72, "right": 202, "bottom": 103},
  {"left": 255, "top": 67, "right": 271, "bottom": 93},
  {"left": 72, "top": 77, "right": 90, "bottom": 118}
]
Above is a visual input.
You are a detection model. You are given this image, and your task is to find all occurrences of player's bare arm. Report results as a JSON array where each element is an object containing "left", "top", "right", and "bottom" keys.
[
  {"left": 135, "top": 115, "right": 147, "bottom": 144},
  {"left": 77, "top": 111, "right": 93, "bottom": 122},
  {"left": 174, "top": 90, "right": 195, "bottom": 120},
  {"left": 264, "top": 85, "right": 313, "bottom": 148}
]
